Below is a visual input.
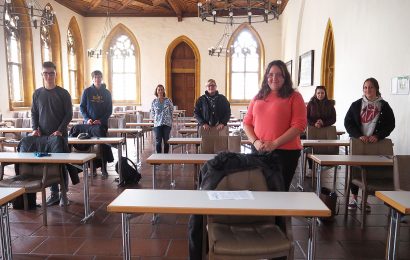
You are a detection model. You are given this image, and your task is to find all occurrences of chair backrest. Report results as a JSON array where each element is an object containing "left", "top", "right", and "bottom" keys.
[
  {"left": 19, "top": 163, "right": 63, "bottom": 186},
  {"left": 199, "top": 126, "right": 229, "bottom": 137},
  {"left": 125, "top": 114, "right": 137, "bottom": 123},
  {"left": 393, "top": 155, "right": 410, "bottom": 191},
  {"left": 201, "top": 135, "right": 241, "bottom": 153},
  {"left": 210, "top": 168, "right": 273, "bottom": 224},
  {"left": 350, "top": 138, "right": 394, "bottom": 179},
  {"left": 107, "top": 117, "right": 125, "bottom": 137},
  {"left": 306, "top": 126, "right": 339, "bottom": 155}
]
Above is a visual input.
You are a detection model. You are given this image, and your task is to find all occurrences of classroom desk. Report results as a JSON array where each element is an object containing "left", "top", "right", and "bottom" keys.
[
  {"left": 146, "top": 153, "right": 215, "bottom": 189},
  {"left": 68, "top": 137, "right": 125, "bottom": 183},
  {"left": 0, "top": 152, "right": 96, "bottom": 223},
  {"left": 107, "top": 189, "right": 331, "bottom": 260},
  {"left": 125, "top": 122, "right": 154, "bottom": 128},
  {"left": 183, "top": 122, "right": 241, "bottom": 128},
  {"left": 167, "top": 137, "right": 251, "bottom": 153},
  {"left": 177, "top": 128, "right": 198, "bottom": 136},
  {"left": 0, "top": 127, "right": 32, "bottom": 135},
  {"left": 308, "top": 154, "right": 393, "bottom": 195},
  {"left": 0, "top": 187, "right": 25, "bottom": 260},
  {"left": 107, "top": 128, "right": 143, "bottom": 162},
  {"left": 375, "top": 191, "right": 410, "bottom": 260},
  {"left": 298, "top": 139, "right": 350, "bottom": 191},
  {"left": 0, "top": 137, "right": 5, "bottom": 151}
]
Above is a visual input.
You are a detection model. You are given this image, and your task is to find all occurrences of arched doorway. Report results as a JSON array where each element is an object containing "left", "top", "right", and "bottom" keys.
[
  {"left": 166, "top": 36, "right": 200, "bottom": 116},
  {"left": 321, "top": 19, "right": 335, "bottom": 100}
]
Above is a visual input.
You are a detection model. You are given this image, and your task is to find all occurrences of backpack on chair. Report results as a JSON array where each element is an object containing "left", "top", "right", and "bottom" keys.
[{"left": 115, "top": 157, "right": 141, "bottom": 186}]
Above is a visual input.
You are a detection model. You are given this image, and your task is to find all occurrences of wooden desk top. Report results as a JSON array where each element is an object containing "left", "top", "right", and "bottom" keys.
[
  {"left": 178, "top": 128, "right": 198, "bottom": 134},
  {"left": 0, "top": 128, "right": 32, "bottom": 133},
  {"left": 0, "top": 187, "right": 25, "bottom": 206},
  {"left": 336, "top": 131, "right": 345, "bottom": 136},
  {"left": 309, "top": 154, "right": 393, "bottom": 167},
  {"left": 0, "top": 137, "right": 6, "bottom": 141},
  {"left": 375, "top": 191, "right": 410, "bottom": 214},
  {"left": 167, "top": 137, "right": 250, "bottom": 145},
  {"left": 0, "top": 152, "right": 96, "bottom": 164},
  {"left": 107, "top": 189, "right": 331, "bottom": 217},
  {"left": 301, "top": 139, "right": 350, "bottom": 147},
  {"left": 68, "top": 137, "right": 124, "bottom": 144},
  {"left": 146, "top": 153, "right": 215, "bottom": 164},
  {"left": 126, "top": 123, "right": 154, "bottom": 127},
  {"left": 107, "top": 128, "right": 143, "bottom": 134}
]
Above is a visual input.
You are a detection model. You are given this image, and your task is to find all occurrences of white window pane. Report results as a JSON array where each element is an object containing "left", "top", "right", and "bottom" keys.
[
  {"left": 246, "top": 57, "right": 259, "bottom": 72},
  {"left": 124, "top": 56, "right": 135, "bottom": 72},
  {"left": 11, "top": 65, "right": 22, "bottom": 101},
  {"left": 245, "top": 73, "right": 259, "bottom": 99},
  {"left": 232, "top": 56, "right": 244, "bottom": 72},
  {"left": 231, "top": 73, "right": 245, "bottom": 100},
  {"left": 112, "top": 58, "right": 123, "bottom": 73},
  {"left": 112, "top": 74, "right": 124, "bottom": 100},
  {"left": 9, "top": 37, "right": 19, "bottom": 62},
  {"left": 123, "top": 74, "right": 136, "bottom": 100},
  {"left": 69, "top": 71, "right": 77, "bottom": 98}
]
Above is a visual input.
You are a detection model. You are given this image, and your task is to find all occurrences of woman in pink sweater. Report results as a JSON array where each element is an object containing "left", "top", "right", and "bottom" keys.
[{"left": 243, "top": 60, "right": 307, "bottom": 190}]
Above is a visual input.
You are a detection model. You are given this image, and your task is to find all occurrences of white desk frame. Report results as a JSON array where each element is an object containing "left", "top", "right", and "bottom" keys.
[{"left": 107, "top": 189, "right": 330, "bottom": 260}]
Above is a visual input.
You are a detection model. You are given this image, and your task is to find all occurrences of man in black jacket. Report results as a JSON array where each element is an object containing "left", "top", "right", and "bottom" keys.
[{"left": 194, "top": 79, "right": 231, "bottom": 132}]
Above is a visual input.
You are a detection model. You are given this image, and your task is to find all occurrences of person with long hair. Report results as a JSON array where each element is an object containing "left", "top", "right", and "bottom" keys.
[
  {"left": 151, "top": 84, "right": 174, "bottom": 153},
  {"left": 307, "top": 85, "right": 336, "bottom": 128},
  {"left": 243, "top": 60, "right": 307, "bottom": 190},
  {"left": 344, "top": 77, "right": 395, "bottom": 210}
]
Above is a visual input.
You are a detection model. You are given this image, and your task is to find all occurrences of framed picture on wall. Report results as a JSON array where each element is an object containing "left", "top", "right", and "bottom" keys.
[
  {"left": 286, "top": 60, "right": 293, "bottom": 77},
  {"left": 298, "top": 50, "right": 314, "bottom": 87},
  {"left": 391, "top": 76, "right": 410, "bottom": 95}
]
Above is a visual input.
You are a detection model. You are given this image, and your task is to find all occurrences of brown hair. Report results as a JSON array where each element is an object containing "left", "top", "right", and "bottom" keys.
[
  {"left": 42, "top": 61, "right": 56, "bottom": 70},
  {"left": 255, "top": 60, "right": 294, "bottom": 99},
  {"left": 154, "top": 84, "right": 166, "bottom": 97},
  {"left": 363, "top": 77, "right": 381, "bottom": 97},
  {"left": 310, "top": 85, "right": 329, "bottom": 102},
  {"left": 91, "top": 70, "right": 103, "bottom": 78}
]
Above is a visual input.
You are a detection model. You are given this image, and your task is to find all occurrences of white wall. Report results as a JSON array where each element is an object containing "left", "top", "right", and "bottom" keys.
[{"left": 281, "top": 0, "right": 410, "bottom": 154}]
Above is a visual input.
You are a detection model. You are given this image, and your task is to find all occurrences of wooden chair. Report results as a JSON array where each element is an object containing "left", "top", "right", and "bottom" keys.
[
  {"left": 0, "top": 163, "right": 67, "bottom": 225},
  {"left": 207, "top": 169, "right": 293, "bottom": 260},
  {"left": 199, "top": 125, "right": 229, "bottom": 137},
  {"left": 344, "top": 138, "right": 394, "bottom": 228},
  {"left": 200, "top": 135, "right": 241, "bottom": 154},
  {"left": 393, "top": 155, "right": 410, "bottom": 191}
]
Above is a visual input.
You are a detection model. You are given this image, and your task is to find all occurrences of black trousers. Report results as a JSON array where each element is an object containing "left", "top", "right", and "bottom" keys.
[{"left": 153, "top": 125, "right": 171, "bottom": 153}]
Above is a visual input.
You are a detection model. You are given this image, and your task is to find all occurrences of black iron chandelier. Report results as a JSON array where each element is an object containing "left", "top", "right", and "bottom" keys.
[
  {"left": 0, "top": 0, "right": 54, "bottom": 29},
  {"left": 198, "top": 0, "right": 282, "bottom": 25}
]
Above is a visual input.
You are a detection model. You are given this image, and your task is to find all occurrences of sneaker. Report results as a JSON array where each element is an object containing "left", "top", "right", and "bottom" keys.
[
  {"left": 102, "top": 171, "right": 109, "bottom": 180},
  {"left": 306, "top": 169, "right": 312, "bottom": 178},
  {"left": 59, "top": 193, "right": 70, "bottom": 207},
  {"left": 46, "top": 193, "right": 60, "bottom": 206},
  {"left": 348, "top": 199, "right": 358, "bottom": 210}
]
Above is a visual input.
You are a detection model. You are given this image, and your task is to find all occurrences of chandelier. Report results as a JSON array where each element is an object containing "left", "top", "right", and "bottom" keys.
[
  {"left": 87, "top": 0, "right": 113, "bottom": 58},
  {"left": 198, "top": 0, "right": 282, "bottom": 25},
  {"left": 0, "top": 0, "right": 54, "bottom": 29},
  {"left": 208, "top": 22, "right": 234, "bottom": 57}
]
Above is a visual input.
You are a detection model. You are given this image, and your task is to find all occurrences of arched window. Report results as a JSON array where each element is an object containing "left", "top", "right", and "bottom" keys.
[
  {"left": 103, "top": 24, "right": 141, "bottom": 104},
  {"left": 227, "top": 24, "right": 264, "bottom": 104},
  {"left": 40, "top": 4, "right": 63, "bottom": 86},
  {"left": 67, "top": 17, "right": 85, "bottom": 103},
  {"left": 67, "top": 28, "right": 77, "bottom": 99},
  {"left": 4, "top": 0, "right": 36, "bottom": 108}
]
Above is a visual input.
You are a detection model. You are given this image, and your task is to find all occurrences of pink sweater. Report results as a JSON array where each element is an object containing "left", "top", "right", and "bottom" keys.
[{"left": 243, "top": 91, "right": 307, "bottom": 150}]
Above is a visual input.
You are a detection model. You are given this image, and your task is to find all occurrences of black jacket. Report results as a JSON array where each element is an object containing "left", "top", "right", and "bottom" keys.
[
  {"left": 194, "top": 91, "right": 231, "bottom": 126},
  {"left": 344, "top": 98, "right": 395, "bottom": 139}
]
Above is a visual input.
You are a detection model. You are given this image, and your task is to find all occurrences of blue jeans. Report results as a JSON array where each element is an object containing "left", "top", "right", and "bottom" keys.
[
  {"left": 50, "top": 166, "right": 69, "bottom": 194},
  {"left": 153, "top": 125, "right": 171, "bottom": 153}
]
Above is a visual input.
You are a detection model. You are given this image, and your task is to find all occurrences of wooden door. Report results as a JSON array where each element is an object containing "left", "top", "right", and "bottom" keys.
[{"left": 170, "top": 42, "right": 196, "bottom": 116}]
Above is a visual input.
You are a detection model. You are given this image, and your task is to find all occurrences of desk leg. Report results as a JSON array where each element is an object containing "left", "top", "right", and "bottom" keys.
[
  {"left": 316, "top": 164, "right": 322, "bottom": 196},
  {"left": 307, "top": 217, "right": 317, "bottom": 260},
  {"left": 121, "top": 213, "right": 131, "bottom": 260},
  {"left": 386, "top": 208, "right": 401, "bottom": 260},
  {"left": 151, "top": 165, "right": 159, "bottom": 223},
  {"left": 297, "top": 149, "right": 305, "bottom": 191},
  {"left": 118, "top": 143, "right": 123, "bottom": 184},
  {"left": 81, "top": 162, "right": 95, "bottom": 223},
  {"left": 123, "top": 133, "right": 128, "bottom": 158},
  {"left": 0, "top": 204, "right": 12, "bottom": 260},
  {"left": 136, "top": 134, "right": 140, "bottom": 166}
]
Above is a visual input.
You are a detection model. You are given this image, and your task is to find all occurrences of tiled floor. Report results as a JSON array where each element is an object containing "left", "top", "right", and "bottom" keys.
[{"left": 3, "top": 132, "right": 410, "bottom": 259}]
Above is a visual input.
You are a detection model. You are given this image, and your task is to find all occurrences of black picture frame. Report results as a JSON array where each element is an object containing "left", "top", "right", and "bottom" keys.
[
  {"left": 298, "top": 50, "right": 314, "bottom": 86},
  {"left": 286, "top": 60, "right": 292, "bottom": 78}
]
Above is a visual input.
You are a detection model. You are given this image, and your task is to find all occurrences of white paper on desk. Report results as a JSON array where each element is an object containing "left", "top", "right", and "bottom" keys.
[{"left": 207, "top": 191, "right": 254, "bottom": 200}]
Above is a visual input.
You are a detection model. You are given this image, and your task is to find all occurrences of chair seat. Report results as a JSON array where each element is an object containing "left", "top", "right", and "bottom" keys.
[
  {"left": 352, "top": 179, "right": 394, "bottom": 192},
  {"left": 0, "top": 175, "right": 61, "bottom": 192},
  {"left": 209, "top": 222, "right": 290, "bottom": 256}
]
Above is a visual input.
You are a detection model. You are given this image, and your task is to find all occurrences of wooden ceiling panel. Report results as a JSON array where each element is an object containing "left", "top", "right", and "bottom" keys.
[{"left": 54, "top": 0, "right": 288, "bottom": 20}]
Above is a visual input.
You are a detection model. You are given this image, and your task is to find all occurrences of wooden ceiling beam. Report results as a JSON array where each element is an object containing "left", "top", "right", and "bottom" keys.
[
  {"left": 89, "top": 0, "right": 103, "bottom": 10},
  {"left": 166, "top": 0, "right": 182, "bottom": 21},
  {"left": 117, "top": 0, "right": 133, "bottom": 11}
]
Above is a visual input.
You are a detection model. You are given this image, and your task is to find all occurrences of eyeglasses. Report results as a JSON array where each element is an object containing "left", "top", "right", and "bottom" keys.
[
  {"left": 207, "top": 84, "right": 217, "bottom": 88},
  {"left": 267, "top": 73, "right": 283, "bottom": 79},
  {"left": 42, "top": 72, "right": 56, "bottom": 76}
]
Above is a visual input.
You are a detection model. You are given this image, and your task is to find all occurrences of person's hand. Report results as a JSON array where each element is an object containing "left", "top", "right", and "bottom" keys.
[
  {"left": 51, "top": 131, "right": 62, "bottom": 136},
  {"left": 368, "top": 135, "right": 379, "bottom": 143},
  {"left": 359, "top": 136, "right": 369, "bottom": 143},
  {"left": 261, "top": 140, "right": 279, "bottom": 152},
  {"left": 93, "top": 120, "right": 101, "bottom": 125},
  {"left": 253, "top": 139, "right": 264, "bottom": 151},
  {"left": 32, "top": 130, "right": 41, "bottom": 136},
  {"left": 317, "top": 119, "right": 323, "bottom": 125},
  {"left": 87, "top": 119, "right": 93, "bottom": 125},
  {"left": 202, "top": 124, "right": 210, "bottom": 131},
  {"left": 216, "top": 124, "right": 224, "bottom": 130},
  {"left": 314, "top": 122, "right": 322, "bottom": 128}
]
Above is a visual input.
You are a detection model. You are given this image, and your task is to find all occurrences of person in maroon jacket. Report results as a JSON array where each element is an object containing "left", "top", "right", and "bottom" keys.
[{"left": 307, "top": 85, "right": 336, "bottom": 128}]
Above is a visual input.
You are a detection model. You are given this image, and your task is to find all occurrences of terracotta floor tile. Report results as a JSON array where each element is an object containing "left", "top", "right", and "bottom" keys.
[
  {"left": 76, "top": 238, "right": 122, "bottom": 256},
  {"left": 340, "top": 240, "right": 386, "bottom": 259},
  {"left": 129, "top": 238, "right": 170, "bottom": 257},
  {"left": 31, "top": 237, "right": 85, "bottom": 255},
  {"left": 165, "top": 239, "right": 188, "bottom": 258},
  {"left": 12, "top": 236, "right": 47, "bottom": 254}
]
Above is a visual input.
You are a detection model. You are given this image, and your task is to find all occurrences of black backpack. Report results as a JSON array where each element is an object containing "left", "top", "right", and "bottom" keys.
[{"left": 115, "top": 157, "right": 141, "bottom": 186}]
